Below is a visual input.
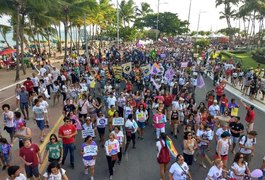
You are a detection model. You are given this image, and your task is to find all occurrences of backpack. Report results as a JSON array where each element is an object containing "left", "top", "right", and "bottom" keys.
[
  {"left": 239, "top": 135, "right": 255, "bottom": 146},
  {"left": 157, "top": 140, "right": 170, "bottom": 164}
]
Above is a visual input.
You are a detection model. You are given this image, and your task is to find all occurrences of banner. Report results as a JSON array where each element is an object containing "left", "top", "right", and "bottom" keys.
[
  {"left": 140, "top": 64, "right": 151, "bottom": 77},
  {"left": 122, "top": 62, "right": 132, "bottom": 75},
  {"left": 82, "top": 129, "right": 95, "bottom": 138},
  {"left": 151, "top": 76, "right": 162, "bottom": 90},
  {"left": 83, "top": 145, "right": 98, "bottom": 156},
  {"left": 150, "top": 64, "right": 161, "bottom": 75},
  {"left": 160, "top": 54, "right": 166, "bottom": 58},
  {"left": 181, "top": 62, "right": 188, "bottom": 68},
  {"left": 112, "top": 117, "right": 124, "bottom": 126},
  {"left": 113, "top": 66, "right": 123, "bottom": 79},
  {"left": 231, "top": 108, "right": 239, "bottom": 116},
  {"left": 197, "top": 74, "right": 205, "bottom": 89},
  {"left": 164, "top": 68, "right": 175, "bottom": 84}
]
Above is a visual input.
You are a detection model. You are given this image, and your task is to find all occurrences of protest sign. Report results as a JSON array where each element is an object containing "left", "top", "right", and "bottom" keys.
[
  {"left": 122, "top": 62, "right": 132, "bottom": 74},
  {"left": 113, "top": 66, "right": 123, "bottom": 79},
  {"left": 141, "top": 64, "right": 151, "bottom": 77},
  {"left": 231, "top": 108, "right": 239, "bottom": 116},
  {"left": 82, "top": 129, "right": 95, "bottom": 138},
  {"left": 181, "top": 62, "right": 188, "bottom": 68},
  {"left": 112, "top": 117, "right": 124, "bottom": 126},
  {"left": 83, "top": 145, "right": 98, "bottom": 156}
]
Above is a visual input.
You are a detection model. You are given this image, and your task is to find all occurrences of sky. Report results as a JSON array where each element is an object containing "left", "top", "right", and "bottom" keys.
[
  {"left": 0, "top": 0, "right": 234, "bottom": 32},
  {"left": 132, "top": 0, "right": 230, "bottom": 31}
]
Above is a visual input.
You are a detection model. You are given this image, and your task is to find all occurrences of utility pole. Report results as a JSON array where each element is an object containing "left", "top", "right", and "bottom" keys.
[
  {"left": 116, "top": 0, "right": 120, "bottom": 49},
  {"left": 156, "top": 0, "right": 160, "bottom": 41},
  {"left": 84, "top": 14, "right": 89, "bottom": 64},
  {"left": 187, "top": 0, "right": 192, "bottom": 28}
]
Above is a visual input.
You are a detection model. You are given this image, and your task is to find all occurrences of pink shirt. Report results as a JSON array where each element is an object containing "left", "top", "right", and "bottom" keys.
[{"left": 153, "top": 113, "right": 166, "bottom": 128}]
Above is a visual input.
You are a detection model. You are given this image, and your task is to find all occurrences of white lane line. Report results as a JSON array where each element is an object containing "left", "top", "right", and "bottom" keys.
[
  {"left": 0, "top": 95, "right": 15, "bottom": 104},
  {"left": 0, "top": 79, "right": 25, "bottom": 92}
]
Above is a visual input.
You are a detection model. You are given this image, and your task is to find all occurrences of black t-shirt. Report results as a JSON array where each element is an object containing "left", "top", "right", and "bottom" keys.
[
  {"left": 229, "top": 122, "right": 244, "bottom": 137},
  {"left": 64, "top": 104, "right": 76, "bottom": 114}
]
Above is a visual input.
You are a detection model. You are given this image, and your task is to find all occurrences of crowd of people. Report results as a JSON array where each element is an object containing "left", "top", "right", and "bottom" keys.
[{"left": 1, "top": 39, "right": 265, "bottom": 180}]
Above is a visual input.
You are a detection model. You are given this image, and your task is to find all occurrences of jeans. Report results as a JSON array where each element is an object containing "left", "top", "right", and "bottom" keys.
[
  {"left": 156, "top": 127, "right": 165, "bottom": 139},
  {"left": 62, "top": 143, "right": 75, "bottom": 165},
  {"left": 258, "top": 170, "right": 265, "bottom": 180}
]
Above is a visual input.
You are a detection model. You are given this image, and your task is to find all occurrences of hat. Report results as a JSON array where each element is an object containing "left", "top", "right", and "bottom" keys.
[
  {"left": 221, "top": 131, "right": 230, "bottom": 137},
  {"left": 213, "top": 99, "right": 218, "bottom": 103},
  {"left": 248, "top": 130, "right": 258, "bottom": 136},
  {"left": 8, "top": 166, "right": 20, "bottom": 176},
  {"left": 21, "top": 85, "right": 25, "bottom": 88},
  {"left": 17, "top": 122, "right": 24, "bottom": 129}
]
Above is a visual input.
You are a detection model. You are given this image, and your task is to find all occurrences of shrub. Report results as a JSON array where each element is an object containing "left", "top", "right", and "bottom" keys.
[{"left": 251, "top": 48, "right": 265, "bottom": 64}]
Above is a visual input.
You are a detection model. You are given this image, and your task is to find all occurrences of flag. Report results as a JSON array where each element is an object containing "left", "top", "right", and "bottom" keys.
[
  {"left": 140, "top": 64, "right": 151, "bottom": 77},
  {"left": 150, "top": 63, "right": 161, "bottom": 75},
  {"left": 164, "top": 68, "right": 175, "bottom": 84},
  {"left": 122, "top": 62, "right": 132, "bottom": 75},
  {"left": 112, "top": 66, "right": 123, "bottom": 80},
  {"left": 150, "top": 49, "right": 157, "bottom": 59},
  {"left": 166, "top": 137, "right": 178, "bottom": 158},
  {"left": 181, "top": 62, "right": 188, "bottom": 68},
  {"left": 150, "top": 76, "right": 162, "bottom": 90},
  {"left": 197, "top": 74, "right": 205, "bottom": 88}
]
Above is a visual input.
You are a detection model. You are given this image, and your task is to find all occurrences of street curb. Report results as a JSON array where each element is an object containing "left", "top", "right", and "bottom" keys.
[
  {"left": 39, "top": 115, "right": 64, "bottom": 174},
  {"left": 206, "top": 75, "right": 265, "bottom": 113}
]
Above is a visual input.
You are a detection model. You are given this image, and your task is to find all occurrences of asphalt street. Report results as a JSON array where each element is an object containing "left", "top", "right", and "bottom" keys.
[{"left": 62, "top": 77, "right": 265, "bottom": 180}]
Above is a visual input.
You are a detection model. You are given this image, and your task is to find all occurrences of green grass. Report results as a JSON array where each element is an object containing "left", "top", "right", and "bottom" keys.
[{"left": 221, "top": 51, "right": 265, "bottom": 69}]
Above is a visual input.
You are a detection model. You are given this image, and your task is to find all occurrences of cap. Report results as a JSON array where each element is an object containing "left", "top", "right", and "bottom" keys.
[
  {"left": 221, "top": 131, "right": 230, "bottom": 137},
  {"left": 248, "top": 130, "right": 258, "bottom": 136},
  {"left": 179, "top": 97, "right": 184, "bottom": 101},
  {"left": 17, "top": 122, "right": 24, "bottom": 128},
  {"left": 8, "top": 166, "right": 20, "bottom": 176},
  {"left": 213, "top": 100, "right": 218, "bottom": 103}
]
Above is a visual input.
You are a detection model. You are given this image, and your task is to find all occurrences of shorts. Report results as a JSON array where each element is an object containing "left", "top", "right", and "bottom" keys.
[
  {"left": 199, "top": 145, "right": 208, "bottom": 157},
  {"left": 215, "top": 153, "right": 228, "bottom": 161},
  {"left": 25, "top": 165, "right": 39, "bottom": 178},
  {"left": 28, "top": 91, "right": 33, "bottom": 96},
  {"left": 97, "top": 127, "right": 105, "bottom": 135},
  {"left": 137, "top": 121, "right": 146, "bottom": 129},
  {"left": 246, "top": 122, "right": 254, "bottom": 132},
  {"left": 36, "top": 120, "right": 45, "bottom": 130},
  {"left": 20, "top": 102, "right": 29, "bottom": 109},
  {"left": 83, "top": 159, "right": 96, "bottom": 167},
  {"left": 231, "top": 136, "right": 240, "bottom": 144},
  {"left": 5, "top": 126, "right": 15, "bottom": 136}
]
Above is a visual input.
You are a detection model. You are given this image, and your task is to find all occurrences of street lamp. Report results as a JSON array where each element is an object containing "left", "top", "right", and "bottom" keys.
[
  {"left": 156, "top": 0, "right": 168, "bottom": 41},
  {"left": 116, "top": 0, "right": 120, "bottom": 49},
  {"left": 196, "top": 10, "right": 207, "bottom": 38}
]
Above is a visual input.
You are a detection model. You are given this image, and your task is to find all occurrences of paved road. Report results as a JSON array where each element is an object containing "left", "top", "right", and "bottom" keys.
[{"left": 62, "top": 77, "right": 265, "bottom": 180}]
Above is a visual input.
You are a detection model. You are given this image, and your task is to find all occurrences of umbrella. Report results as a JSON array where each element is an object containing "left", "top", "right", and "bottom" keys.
[{"left": 0, "top": 48, "right": 16, "bottom": 56}]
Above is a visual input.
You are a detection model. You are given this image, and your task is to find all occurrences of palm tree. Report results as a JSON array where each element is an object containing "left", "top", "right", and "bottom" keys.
[
  {"left": 119, "top": 0, "right": 136, "bottom": 27},
  {"left": 216, "top": 0, "right": 239, "bottom": 29},
  {"left": 0, "top": 24, "right": 11, "bottom": 47},
  {"left": 135, "top": 2, "right": 153, "bottom": 17}
]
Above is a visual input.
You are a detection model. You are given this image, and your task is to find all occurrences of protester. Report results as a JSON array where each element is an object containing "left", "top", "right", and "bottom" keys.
[
  {"left": 2, "top": 104, "right": 15, "bottom": 145},
  {"left": 239, "top": 130, "right": 257, "bottom": 163},
  {"left": 6, "top": 165, "right": 26, "bottom": 180},
  {"left": 124, "top": 114, "right": 137, "bottom": 152},
  {"left": 183, "top": 131, "right": 197, "bottom": 166},
  {"left": 43, "top": 161, "right": 68, "bottom": 180},
  {"left": 229, "top": 116, "right": 244, "bottom": 154},
  {"left": 58, "top": 117, "right": 77, "bottom": 168},
  {"left": 205, "top": 159, "right": 224, "bottom": 180},
  {"left": 112, "top": 126, "right": 124, "bottom": 164},
  {"left": 240, "top": 99, "right": 255, "bottom": 133},
  {"left": 168, "top": 154, "right": 192, "bottom": 180},
  {"left": 229, "top": 152, "right": 251, "bottom": 179},
  {"left": 43, "top": 134, "right": 63, "bottom": 163}
]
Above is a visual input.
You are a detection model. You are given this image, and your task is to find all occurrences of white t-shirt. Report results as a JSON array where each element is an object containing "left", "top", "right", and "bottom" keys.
[
  {"left": 124, "top": 106, "right": 133, "bottom": 119},
  {"left": 169, "top": 162, "right": 189, "bottom": 180},
  {"left": 40, "top": 100, "right": 49, "bottom": 113},
  {"left": 125, "top": 119, "right": 137, "bottom": 133},
  {"left": 2, "top": 111, "right": 14, "bottom": 127},
  {"left": 104, "top": 139, "right": 120, "bottom": 156},
  {"left": 135, "top": 110, "right": 148, "bottom": 122},
  {"left": 205, "top": 165, "right": 222, "bottom": 180},
  {"left": 230, "top": 162, "right": 248, "bottom": 179},
  {"left": 31, "top": 77, "right": 39, "bottom": 87},
  {"left": 239, "top": 136, "right": 256, "bottom": 154},
  {"left": 215, "top": 128, "right": 230, "bottom": 141},
  {"left": 106, "top": 96, "right": 117, "bottom": 108},
  {"left": 208, "top": 104, "right": 220, "bottom": 116},
  {"left": 112, "top": 130, "right": 124, "bottom": 145},
  {"left": 6, "top": 173, "right": 27, "bottom": 180},
  {"left": 43, "top": 168, "right": 66, "bottom": 180},
  {"left": 39, "top": 68, "right": 47, "bottom": 77},
  {"left": 196, "top": 129, "right": 209, "bottom": 146}
]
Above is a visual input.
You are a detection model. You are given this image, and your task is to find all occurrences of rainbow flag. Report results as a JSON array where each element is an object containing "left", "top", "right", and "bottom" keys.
[{"left": 166, "top": 137, "right": 178, "bottom": 158}]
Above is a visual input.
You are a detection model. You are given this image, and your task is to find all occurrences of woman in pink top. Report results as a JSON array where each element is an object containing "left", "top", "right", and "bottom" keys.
[{"left": 153, "top": 109, "right": 167, "bottom": 140}]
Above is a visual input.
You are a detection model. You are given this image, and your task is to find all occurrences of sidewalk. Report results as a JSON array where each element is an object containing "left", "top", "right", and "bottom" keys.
[
  {"left": 0, "top": 56, "right": 64, "bottom": 179},
  {"left": 207, "top": 75, "right": 265, "bottom": 113}
]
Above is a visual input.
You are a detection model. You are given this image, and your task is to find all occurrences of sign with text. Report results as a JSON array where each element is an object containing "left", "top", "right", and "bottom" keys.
[
  {"left": 82, "top": 129, "right": 95, "bottom": 138},
  {"left": 112, "top": 117, "right": 124, "bottom": 126},
  {"left": 83, "top": 145, "right": 98, "bottom": 156}
]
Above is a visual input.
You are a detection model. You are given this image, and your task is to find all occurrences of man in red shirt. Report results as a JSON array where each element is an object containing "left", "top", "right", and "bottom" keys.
[
  {"left": 215, "top": 83, "right": 225, "bottom": 102},
  {"left": 23, "top": 77, "right": 34, "bottom": 105},
  {"left": 240, "top": 99, "right": 255, "bottom": 133},
  {"left": 58, "top": 116, "right": 77, "bottom": 168},
  {"left": 19, "top": 138, "right": 42, "bottom": 179}
]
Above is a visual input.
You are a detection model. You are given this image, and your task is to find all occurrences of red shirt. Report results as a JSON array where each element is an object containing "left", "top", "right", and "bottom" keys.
[
  {"left": 23, "top": 80, "right": 34, "bottom": 92},
  {"left": 164, "top": 95, "right": 173, "bottom": 106},
  {"left": 245, "top": 106, "right": 255, "bottom": 123},
  {"left": 136, "top": 102, "right": 147, "bottom": 109},
  {"left": 125, "top": 83, "right": 133, "bottom": 92},
  {"left": 220, "top": 97, "right": 228, "bottom": 107},
  {"left": 19, "top": 143, "right": 40, "bottom": 166},
  {"left": 215, "top": 85, "right": 224, "bottom": 96},
  {"left": 58, "top": 124, "right": 77, "bottom": 144}
]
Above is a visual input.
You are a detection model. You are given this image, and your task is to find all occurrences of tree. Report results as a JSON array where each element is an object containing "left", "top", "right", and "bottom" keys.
[
  {"left": 0, "top": 24, "right": 11, "bottom": 47},
  {"left": 119, "top": 26, "right": 137, "bottom": 41},
  {"left": 119, "top": 0, "right": 136, "bottom": 27},
  {"left": 216, "top": 0, "right": 239, "bottom": 28},
  {"left": 134, "top": 12, "right": 189, "bottom": 36},
  {"left": 135, "top": 2, "right": 153, "bottom": 17}
]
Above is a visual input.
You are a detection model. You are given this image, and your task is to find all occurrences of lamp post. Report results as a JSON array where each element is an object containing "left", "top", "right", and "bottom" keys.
[
  {"left": 196, "top": 11, "right": 207, "bottom": 38},
  {"left": 156, "top": 0, "right": 168, "bottom": 41},
  {"left": 187, "top": 0, "right": 192, "bottom": 28},
  {"left": 116, "top": 0, "right": 120, "bottom": 49}
]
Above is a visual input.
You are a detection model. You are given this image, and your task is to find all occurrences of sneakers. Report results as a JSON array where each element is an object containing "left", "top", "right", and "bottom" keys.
[
  {"left": 71, "top": 163, "right": 75, "bottom": 169},
  {"left": 109, "top": 175, "right": 113, "bottom": 180}
]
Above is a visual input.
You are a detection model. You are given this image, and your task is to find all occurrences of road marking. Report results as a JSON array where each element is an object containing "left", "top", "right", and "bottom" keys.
[
  {"left": 39, "top": 115, "right": 64, "bottom": 174},
  {"left": 0, "top": 80, "right": 25, "bottom": 92},
  {"left": 0, "top": 95, "right": 15, "bottom": 104}
]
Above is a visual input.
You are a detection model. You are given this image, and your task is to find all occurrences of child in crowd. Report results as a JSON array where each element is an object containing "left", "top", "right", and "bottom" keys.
[{"left": 0, "top": 138, "right": 11, "bottom": 170}]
